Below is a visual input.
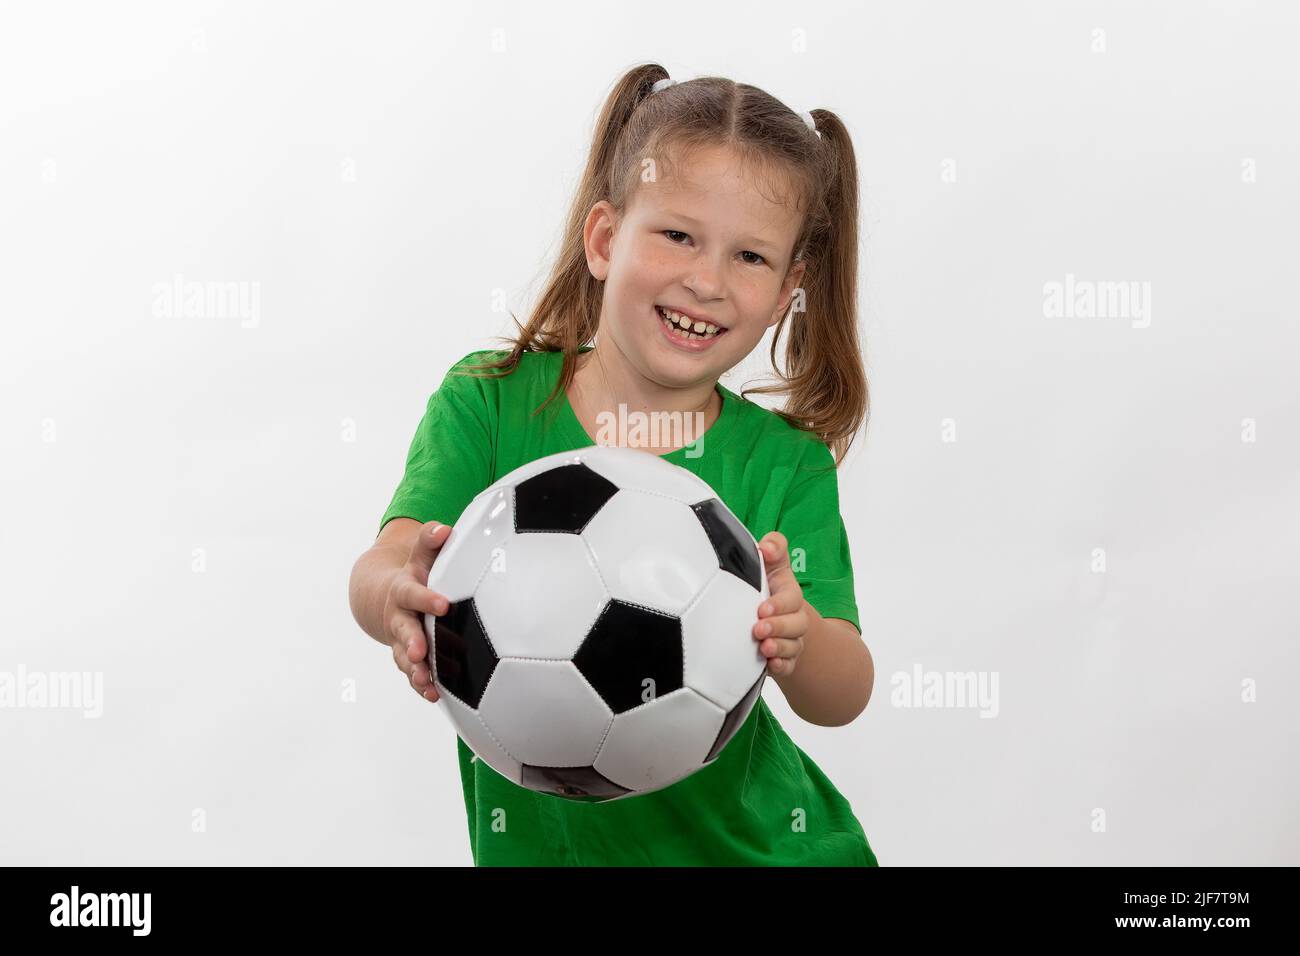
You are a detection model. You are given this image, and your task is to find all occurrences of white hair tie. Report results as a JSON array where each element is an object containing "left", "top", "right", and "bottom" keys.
[
  {"left": 797, "top": 110, "right": 821, "bottom": 139},
  {"left": 651, "top": 77, "right": 677, "bottom": 93}
]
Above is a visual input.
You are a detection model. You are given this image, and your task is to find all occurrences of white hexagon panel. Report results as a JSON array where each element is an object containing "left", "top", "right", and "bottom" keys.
[
  {"left": 436, "top": 687, "right": 522, "bottom": 785},
  {"left": 593, "top": 687, "right": 726, "bottom": 793},
  {"left": 476, "top": 659, "right": 613, "bottom": 768},
  {"left": 582, "top": 490, "right": 719, "bottom": 616},
  {"left": 473, "top": 531, "right": 608, "bottom": 660}
]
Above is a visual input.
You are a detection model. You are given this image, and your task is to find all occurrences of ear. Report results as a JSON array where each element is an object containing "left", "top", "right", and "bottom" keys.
[
  {"left": 768, "top": 258, "right": 808, "bottom": 329},
  {"left": 584, "top": 200, "right": 620, "bottom": 281}
]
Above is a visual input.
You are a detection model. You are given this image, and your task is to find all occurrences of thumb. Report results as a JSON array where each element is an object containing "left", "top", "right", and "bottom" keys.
[
  {"left": 407, "top": 521, "right": 453, "bottom": 583},
  {"left": 759, "top": 532, "right": 790, "bottom": 574}
]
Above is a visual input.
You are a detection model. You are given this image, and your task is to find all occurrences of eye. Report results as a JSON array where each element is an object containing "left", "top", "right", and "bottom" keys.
[{"left": 663, "top": 230, "right": 767, "bottom": 267}]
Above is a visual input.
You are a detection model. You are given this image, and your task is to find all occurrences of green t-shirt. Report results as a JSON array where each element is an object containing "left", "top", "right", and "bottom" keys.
[{"left": 380, "top": 347, "right": 877, "bottom": 866}]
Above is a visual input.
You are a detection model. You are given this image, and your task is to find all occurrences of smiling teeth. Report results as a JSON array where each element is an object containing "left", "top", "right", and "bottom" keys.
[{"left": 658, "top": 307, "right": 722, "bottom": 337}]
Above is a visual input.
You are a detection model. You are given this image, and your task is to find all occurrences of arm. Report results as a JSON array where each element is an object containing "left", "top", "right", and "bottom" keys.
[
  {"left": 758, "top": 440, "right": 869, "bottom": 727},
  {"left": 349, "top": 517, "right": 455, "bottom": 704},
  {"left": 753, "top": 530, "right": 873, "bottom": 728},
  {"left": 349, "top": 517, "right": 423, "bottom": 645},
  {"left": 772, "top": 611, "right": 873, "bottom": 728}
]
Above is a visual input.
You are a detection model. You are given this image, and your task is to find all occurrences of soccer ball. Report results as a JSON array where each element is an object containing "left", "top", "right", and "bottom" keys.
[{"left": 424, "top": 445, "right": 770, "bottom": 803}]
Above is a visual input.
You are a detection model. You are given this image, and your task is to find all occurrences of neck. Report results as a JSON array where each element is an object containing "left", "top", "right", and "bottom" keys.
[{"left": 569, "top": 342, "right": 722, "bottom": 447}]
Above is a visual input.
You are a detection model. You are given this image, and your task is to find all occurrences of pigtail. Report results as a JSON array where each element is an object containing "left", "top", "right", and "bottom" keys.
[
  {"left": 742, "top": 109, "right": 868, "bottom": 468},
  {"left": 458, "top": 64, "right": 671, "bottom": 428}
]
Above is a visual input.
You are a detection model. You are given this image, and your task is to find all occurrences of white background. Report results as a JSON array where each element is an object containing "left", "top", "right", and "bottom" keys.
[{"left": 1, "top": 0, "right": 1296, "bottom": 865}]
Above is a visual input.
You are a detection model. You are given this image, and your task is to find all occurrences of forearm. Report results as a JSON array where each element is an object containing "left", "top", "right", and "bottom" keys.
[
  {"left": 348, "top": 545, "right": 409, "bottom": 645},
  {"left": 772, "top": 607, "right": 873, "bottom": 727}
]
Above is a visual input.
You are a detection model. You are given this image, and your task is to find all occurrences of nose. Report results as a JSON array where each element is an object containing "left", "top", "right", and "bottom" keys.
[{"left": 683, "top": 253, "right": 725, "bottom": 301}]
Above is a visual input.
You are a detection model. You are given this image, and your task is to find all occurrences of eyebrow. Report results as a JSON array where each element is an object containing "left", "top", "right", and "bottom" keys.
[{"left": 662, "top": 209, "right": 780, "bottom": 253}]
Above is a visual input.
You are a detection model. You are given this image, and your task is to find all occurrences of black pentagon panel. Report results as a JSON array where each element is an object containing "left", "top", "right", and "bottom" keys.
[
  {"left": 705, "top": 671, "right": 766, "bottom": 763},
  {"left": 690, "top": 498, "right": 762, "bottom": 590},
  {"left": 514, "top": 463, "right": 619, "bottom": 533},
  {"left": 428, "top": 598, "right": 499, "bottom": 709},
  {"left": 573, "top": 600, "right": 683, "bottom": 714},
  {"left": 520, "top": 764, "right": 631, "bottom": 801}
]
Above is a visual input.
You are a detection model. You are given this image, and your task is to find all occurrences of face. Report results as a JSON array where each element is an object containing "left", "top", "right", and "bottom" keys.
[{"left": 582, "top": 143, "right": 808, "bottom": 390}]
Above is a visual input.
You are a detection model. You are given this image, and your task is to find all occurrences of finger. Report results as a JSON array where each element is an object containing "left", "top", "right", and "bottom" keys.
[
  {"left": 401, "top": 649, "right": 440, "bottom": 701},
  {"left": 406, "top": 521, "right": 454, "bottom": 583},
  {"left": 757, "top": 585, "right": 802, "bottom": 618},
  {"left": 392, "top": 614, "right": 427, "bottom": 664},
  {"left": 408, "top": 665, "right": 438, "bottom": 701},
  {"left": 753, "top": 628, "right": 795, "bottom": 665},
  {"left": 753, "top": 611, "right": 807, "bottom": 641},
  {"left": 756, "top": 635, "right": 801, "bottom": 664},
  {"left": 755, "top": 633, "right": 799, "bottom": 656},
  {"left": 758, "top": 536, "right": 796, "bottom": 599},
  {"left": 394, "top": 577, "right": 450, "bottom": 617},
  {"left": 767, "top": 655, "right": 794, "bottom": 676},
  {"left": 759, "top": 532, "right": 790, "bottom": 573},
  {"left": 392, "top": 637, "right": 411, "bottom": 675},
  {"left": 408, "top": 660, "right": 434, "bottom": 692},
  {"left": 410, "top": 660, "right": 436, "bottom": 691}
]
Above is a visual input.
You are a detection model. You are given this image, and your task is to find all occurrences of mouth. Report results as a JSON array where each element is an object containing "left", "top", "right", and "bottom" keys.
[{"left": 655, "top": 305, "right": 728, "bottom": 345}]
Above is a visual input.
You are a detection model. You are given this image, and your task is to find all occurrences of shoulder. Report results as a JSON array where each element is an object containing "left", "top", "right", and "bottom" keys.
[
  {"left": 436, "top": 349, "right": 566, "bottom": 418},
  {"left": 439, "top": 348, "right": 534, "bottom": 393},
  {"left": 722, "top": 385, "right": 837, "bottom": 477},
  {"left": 445, "top": 348, "right": 559, "bottom": 380},
  {"left": 445, "top": 348, "right": 510, "bottom": 376}
]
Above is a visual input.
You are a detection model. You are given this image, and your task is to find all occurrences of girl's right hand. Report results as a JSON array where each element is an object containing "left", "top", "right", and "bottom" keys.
[{"left": 383, "top": 520, "right": 454, "bottom": 703}]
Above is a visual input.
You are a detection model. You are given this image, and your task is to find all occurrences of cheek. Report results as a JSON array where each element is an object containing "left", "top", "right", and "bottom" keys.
[
  {"left": 611, "top": 251, "right": 661, "bottom": 294},
  {"left": 632, "top": 256, "right": 677, "bottom": 290},
  {"left": 732, "top": 295, "right": 776, "bottom": 333}
]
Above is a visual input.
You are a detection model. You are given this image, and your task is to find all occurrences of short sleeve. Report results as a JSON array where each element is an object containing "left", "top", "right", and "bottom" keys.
[
  {"left": 774, "top": 440, "right": 860, "bottom": 633},
  {"left": 378, "top": 352, "right": 497, "bottom": 536}
]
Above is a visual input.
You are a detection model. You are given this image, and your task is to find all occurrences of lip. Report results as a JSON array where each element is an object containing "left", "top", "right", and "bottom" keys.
[
  {"left": 657, "top": 303, "right": 724, "bottom": 330},
  {"left": 654, "top": 305, "right": 726, "bottom": 352}
]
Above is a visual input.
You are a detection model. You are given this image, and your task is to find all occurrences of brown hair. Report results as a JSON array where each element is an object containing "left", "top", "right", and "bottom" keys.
[{"left": 461, "top": 62, "right": 868, "bottom": 466}]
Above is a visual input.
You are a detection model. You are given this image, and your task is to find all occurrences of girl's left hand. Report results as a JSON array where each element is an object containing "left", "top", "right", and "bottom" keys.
[{"left": 753, "top": 531, "right": 809, "bottom": 677}]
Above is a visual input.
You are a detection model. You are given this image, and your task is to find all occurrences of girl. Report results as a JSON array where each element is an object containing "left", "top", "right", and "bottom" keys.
[{"left": 349, "top": 64, "right": 876, "bottom": 866}]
